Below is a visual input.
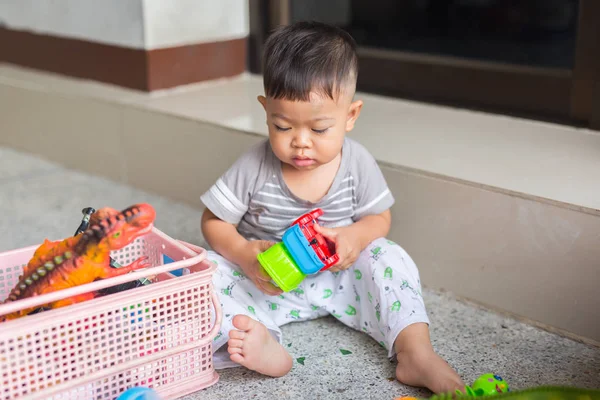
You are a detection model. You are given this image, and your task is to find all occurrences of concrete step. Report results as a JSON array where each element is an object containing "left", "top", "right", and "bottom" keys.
[{"left": 0, "top": 63, "right": 598, "bottom": 345}]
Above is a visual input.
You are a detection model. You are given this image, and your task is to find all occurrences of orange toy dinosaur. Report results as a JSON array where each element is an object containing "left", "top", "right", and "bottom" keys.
[{"left": 0, "top": 203, "right": 156, "bottom": 321}]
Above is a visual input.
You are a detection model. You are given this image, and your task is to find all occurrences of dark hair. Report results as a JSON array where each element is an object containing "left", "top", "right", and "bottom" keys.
[{"left": 262, "top": 21, "right": 358, "bottom": 101}]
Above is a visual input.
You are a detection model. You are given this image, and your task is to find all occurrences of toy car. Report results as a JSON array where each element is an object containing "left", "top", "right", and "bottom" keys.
[{"left": 257, "top": 208, "right": 339, "bottom": 291}]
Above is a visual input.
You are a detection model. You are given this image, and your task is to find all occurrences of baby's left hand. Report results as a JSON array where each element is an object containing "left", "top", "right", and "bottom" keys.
[{"left": 313, "top": 224, "right": 361, "bottom": 272}]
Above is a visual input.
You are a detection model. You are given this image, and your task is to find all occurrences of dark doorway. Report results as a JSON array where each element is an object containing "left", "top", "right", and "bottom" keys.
[{"left": 249, "top": 0, "right": 600, "bottom": 130}]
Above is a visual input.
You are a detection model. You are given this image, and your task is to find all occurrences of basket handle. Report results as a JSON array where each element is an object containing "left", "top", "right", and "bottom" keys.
[
  {"left": 177, "top": 239, "right": 205, "bottom": 254},
  {"left": 0, "top": 242, "right": 209, "bottom": 317},
  {"left": 208, "top": 282, "right": 223, "bottom": 341},
  {"left": 181, "top": 239, "right": 223, "bottom": 346}
]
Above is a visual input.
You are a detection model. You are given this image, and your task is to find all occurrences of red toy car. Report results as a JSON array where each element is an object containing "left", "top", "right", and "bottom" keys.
[{"left": 290, "top": 208, "right": 339, "bottom": 272}]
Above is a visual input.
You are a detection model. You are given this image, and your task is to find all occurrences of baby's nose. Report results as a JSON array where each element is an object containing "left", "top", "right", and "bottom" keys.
[{"left": 292, "top": 131, "right": 312, "bottom": 147}]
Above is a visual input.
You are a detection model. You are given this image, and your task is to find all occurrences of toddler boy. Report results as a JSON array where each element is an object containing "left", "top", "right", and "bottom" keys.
[{"left": 200, "top": 21, "right": 464, "bottom": 394}]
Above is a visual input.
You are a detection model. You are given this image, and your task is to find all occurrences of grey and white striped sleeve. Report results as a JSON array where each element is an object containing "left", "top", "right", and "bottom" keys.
[
  {"left": 200, "top": 141, "right": 268, "bottom": 224},
  {"left": 350, "top": 140, "right": 395, "bottom": 220}
]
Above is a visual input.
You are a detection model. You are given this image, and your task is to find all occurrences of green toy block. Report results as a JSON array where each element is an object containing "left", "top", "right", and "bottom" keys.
[{"left": 257, "top": 242, "right": 306, "bottom": 292}]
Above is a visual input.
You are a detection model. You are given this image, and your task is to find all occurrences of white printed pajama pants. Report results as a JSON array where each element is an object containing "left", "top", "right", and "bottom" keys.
[{"left": 209, "top": 237, "right": 430, "bottom": 369}]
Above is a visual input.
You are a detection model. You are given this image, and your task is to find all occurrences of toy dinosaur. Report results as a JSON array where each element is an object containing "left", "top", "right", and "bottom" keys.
[{"left": 0, "top": 203, "right": 156, "bottom": 321}]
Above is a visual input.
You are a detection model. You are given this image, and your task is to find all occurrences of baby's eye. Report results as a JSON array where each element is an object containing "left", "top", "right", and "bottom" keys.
[
  {"left": 312, "top": 128, "right": 329, "bottom": 134},
  {"left": 274, "top": 124, "right": 291, "bottom": 132}
]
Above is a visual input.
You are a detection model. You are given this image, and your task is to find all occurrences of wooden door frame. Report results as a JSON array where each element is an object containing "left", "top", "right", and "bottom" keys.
[
  {"left": 570, "top": 0, "right": 600, "bottom": 129},
  {"left": 249, "top": 0, "right": 600, "bottom": 130},
  {"left": 355, "top": 47, "right": 572, "bottom": 123}
]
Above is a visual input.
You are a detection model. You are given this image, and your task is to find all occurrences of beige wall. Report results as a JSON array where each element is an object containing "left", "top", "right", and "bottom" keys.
[
  {"left": 0, "top": 0, "right": 249, "bottom": 49},
  {"left": 143, "top": 0, "right": 249, "bottom": 49},
  {"left": 384, "top": 166, "right": 600, "bottom": 343},
  {"left": 0, "top": 0, "right": 146, "bottom": 48}
]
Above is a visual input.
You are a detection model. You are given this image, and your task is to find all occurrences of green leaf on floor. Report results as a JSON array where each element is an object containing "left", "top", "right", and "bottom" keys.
[
  {"left": 339, "top": 349, "right": 352, "bottom": 355},
  {"left": 296, "top": 357, "right": 305, "bottom": 365},
  {"left": 287, "top": 343, "right": 292, "bottom": 347},
  {"left": 386, "top": 377, "right": 395, "bottom": 382}
]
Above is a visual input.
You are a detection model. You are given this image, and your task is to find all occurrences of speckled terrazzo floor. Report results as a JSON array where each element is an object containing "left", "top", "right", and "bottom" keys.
[{"left": 1, "top": 147, "right": 598, "bottom": 399}]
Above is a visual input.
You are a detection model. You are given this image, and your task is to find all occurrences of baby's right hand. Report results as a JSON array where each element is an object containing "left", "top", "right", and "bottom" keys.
[{"left": 238, "top": 240, "right": 283, "bottom": 296}]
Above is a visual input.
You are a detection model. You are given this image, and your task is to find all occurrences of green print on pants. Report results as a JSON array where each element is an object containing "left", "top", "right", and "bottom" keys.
[
  {"left": 221, "top": 283, "right": 235, "bottom": 297},
  {"left": 233, "top": 270, "right": 246, "bottom": 279},
  {"left": 354, "top": 270, "right": 362, "bottom": 280},
  {"left": 391, "top": 301, "right": 402, "bottom": 312},
  {"left": 214, "top": 331, "right": 223, "bottom": 342},
  {"left": 400, "top": 279, "right": 422, "bottom": 297},
  {"left": 248, "top": 306, "right": 255, "bottom": 315},
  {"left": 323, "top": 289, "right": 333, "bottom": 299},
  {"left": 266, "top": 301, "right": 279, "bottom": 311},
  {"left": 384, "top": 267, "right": 393, "bottom": 280},
  {"left": 345, "top": 305, "right": 357, "bottom": 316}
]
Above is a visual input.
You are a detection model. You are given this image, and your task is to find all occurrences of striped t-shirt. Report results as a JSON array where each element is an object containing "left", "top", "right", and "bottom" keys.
[{"left": 200, "top": 138, "right": 395, "bottom": 242}]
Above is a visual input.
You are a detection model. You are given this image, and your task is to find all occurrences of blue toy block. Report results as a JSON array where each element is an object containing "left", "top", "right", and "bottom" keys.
[{"left": 283, "top": 225, "right": 324, "bottom": 274}]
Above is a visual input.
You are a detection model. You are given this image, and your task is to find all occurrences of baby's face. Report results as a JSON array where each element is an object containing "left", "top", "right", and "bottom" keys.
[{"left": 258, "top": 90, "right": 362, "bottom": 171}]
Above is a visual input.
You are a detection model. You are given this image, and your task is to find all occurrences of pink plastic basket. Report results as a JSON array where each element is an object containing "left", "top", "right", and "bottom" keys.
[{"left": 0, "top": 227, "right": 222, "bottom": 400}]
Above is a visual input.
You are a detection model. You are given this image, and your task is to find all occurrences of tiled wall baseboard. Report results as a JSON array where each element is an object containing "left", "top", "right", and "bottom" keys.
[{"left": 0, "top": 28, "right": 246, "bottom": 91}]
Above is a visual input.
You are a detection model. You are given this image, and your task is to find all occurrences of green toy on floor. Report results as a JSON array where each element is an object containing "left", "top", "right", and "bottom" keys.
[{"left": 396, "top": 373, "right": 600, "bottom": 400}]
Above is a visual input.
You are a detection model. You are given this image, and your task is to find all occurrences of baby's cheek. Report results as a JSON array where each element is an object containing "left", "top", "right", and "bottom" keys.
[{"left": 269, "top": 140, "right": 288, "bottom": 159}]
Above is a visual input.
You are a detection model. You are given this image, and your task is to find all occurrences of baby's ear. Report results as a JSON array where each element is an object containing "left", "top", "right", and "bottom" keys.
[
  {"left": 257, "top": 95, "right": 267, "bottom": 111},
  {"left": 345, "top": 99, "right": 363, "bottom": 132}
]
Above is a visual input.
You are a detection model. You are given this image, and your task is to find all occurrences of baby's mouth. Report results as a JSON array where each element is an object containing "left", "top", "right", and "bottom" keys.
[{"left": 292, "top": 156, "right": 316, "bottom": 167}]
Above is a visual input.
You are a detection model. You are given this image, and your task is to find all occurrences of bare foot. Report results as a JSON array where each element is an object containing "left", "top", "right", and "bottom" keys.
[
  {"left": 394, "top": 323, "right": 465, "bottom": 394},
  {"left": 227, "top": 314, "right": 292, "bottom": 377},
  {"left": 396, "top": 348, "right": 465, "bottom": 394}
]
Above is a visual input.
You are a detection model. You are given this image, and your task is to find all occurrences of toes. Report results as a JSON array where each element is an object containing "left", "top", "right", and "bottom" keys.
[
  {"left": 230, "top": 353, "right": 244, "bottom": 365},
  {"left": 228, "top": 338, "right": 244, "bottom": 349},
  {"left": 229, "top": 330, "right": 246, "bottom": 340},
  {"left": 232, "top": 314, "right": 256, "bottom": 331}
]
